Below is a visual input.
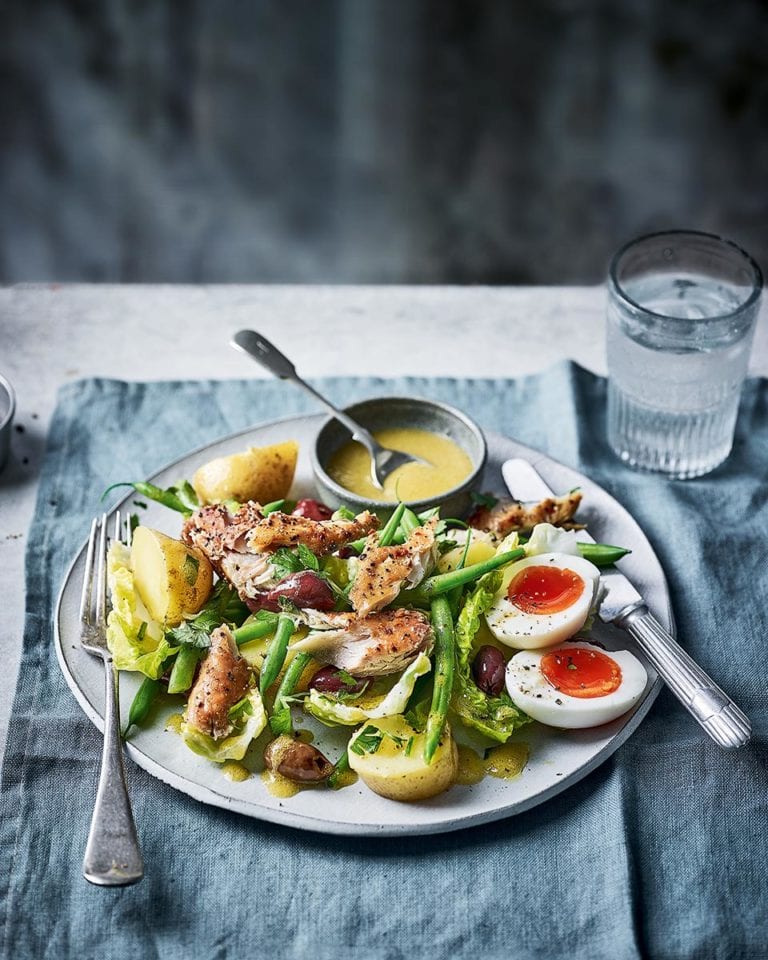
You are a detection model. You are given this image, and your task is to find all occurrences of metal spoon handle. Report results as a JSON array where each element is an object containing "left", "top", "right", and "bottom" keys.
[{"left": 230, "top": 330, "right": 378, "bottom": 450}]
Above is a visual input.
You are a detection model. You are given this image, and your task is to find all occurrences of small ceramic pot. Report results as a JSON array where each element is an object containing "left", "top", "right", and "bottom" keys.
[{"left": 311, "top": 396, "right": 487, "bottom": 518}]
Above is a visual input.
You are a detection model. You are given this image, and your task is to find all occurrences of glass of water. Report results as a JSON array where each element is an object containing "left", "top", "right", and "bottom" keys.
[{"left": 606, "top": 230, "right": 763, "bottom": 478}]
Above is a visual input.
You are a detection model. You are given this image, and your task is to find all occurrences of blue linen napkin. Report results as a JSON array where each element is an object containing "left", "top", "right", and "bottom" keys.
[{"left": 1, "top": 363, "right": 766, "bottom": 960}]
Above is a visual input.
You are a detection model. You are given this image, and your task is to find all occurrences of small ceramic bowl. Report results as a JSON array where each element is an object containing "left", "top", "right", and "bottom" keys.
[
  {"left": 311, "top": 396, "right": 487, "bottom": 518},
  {"left": 0, "top": 373, "right": 15, "bottom": 474}
]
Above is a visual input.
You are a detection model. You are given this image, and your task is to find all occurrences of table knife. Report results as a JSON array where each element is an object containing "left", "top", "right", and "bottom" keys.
[{"left": 501, "top": 458, "right": 751, "bottom": 750}]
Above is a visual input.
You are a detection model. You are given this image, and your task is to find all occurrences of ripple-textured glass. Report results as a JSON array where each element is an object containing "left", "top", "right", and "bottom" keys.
[{"left": 606, "top": 231, "right": 762, "bottom": 478}]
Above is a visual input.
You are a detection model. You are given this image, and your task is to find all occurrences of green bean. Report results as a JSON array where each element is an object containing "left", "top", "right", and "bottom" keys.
[
  {"left": 125, "top": 676, "right": 162, "bottom": 733},
  {"left": 378, "top": 502, "right": 407, "bottom": 548},
  {"left": 423, "top": 596, "right": 455, "bottom": 764},
  {"left": 517, "top": 533, "right": 630, "bottom": 567},
  {"left": 167, "top": 645, "right": 202, "bottom": 695},
  {"left": 102, "top": 481, "right": 191, "bottom": 516},
  {"left": 328, "top": 750, "right": 350, "bottom": 790},
  {"left": 446, "top": 529, "right": 473, "bottom": 616},
  {"left": 174, "top": 480, "right": 200, "bottom": 512},
  {"left": 233, "top": 613, "right": 279, "bottom": 646},
  {"left": 269, "top": 651, "right": 312, "bottom": 735},
  {"left": 262, "top": 499, "right": 287, "bottom": 515},
  {"left": 259, "top": 614, "right": 295, "bottom": 697},
  {"left": 577, "top": 543, "right": 631, "bottom": 566},
  {"left": 399, "top": 507, "right": 422, "bottom": 537},
  {"left": 400, "top": 547, "right": 525, "bottom": 605}
]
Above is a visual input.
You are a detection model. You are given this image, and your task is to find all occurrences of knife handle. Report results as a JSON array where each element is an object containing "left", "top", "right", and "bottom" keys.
[{"left": 617, "top": 604, "right": 751, "bottom": 749}]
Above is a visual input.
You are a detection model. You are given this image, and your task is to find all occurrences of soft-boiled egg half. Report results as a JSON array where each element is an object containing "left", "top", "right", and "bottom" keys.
[
  {"left": 505, "top": 640, "right": 648, "bottom": 728},
  {"left": 485, "top": 552, "right": 601, "bottom": 649}
]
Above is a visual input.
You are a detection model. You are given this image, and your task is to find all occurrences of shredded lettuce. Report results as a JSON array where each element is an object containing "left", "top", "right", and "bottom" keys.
[
  {"left": 524, "top": 522, "right": 580, "bottom": 557},
  {"left": 304, "top": 653, "right": 432, "bottom": 726},
  {"left": 452, "top": 572, "right": 531, "bottom": 742},
  {"left": 106, "top": 543, "right": 178, "bottom": 678},
  {"left": 181, "top": 687, "right": 267, "bottom": 762}
]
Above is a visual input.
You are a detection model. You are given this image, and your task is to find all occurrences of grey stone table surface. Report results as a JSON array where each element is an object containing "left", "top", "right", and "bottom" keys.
[{"left": 1, "top": 283, "right": 766, "bottom": 760}]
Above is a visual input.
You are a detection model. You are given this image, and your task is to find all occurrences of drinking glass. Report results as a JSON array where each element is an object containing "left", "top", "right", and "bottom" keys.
[{"left": 606, "top": 230, "right": 763, "bottom": 479}]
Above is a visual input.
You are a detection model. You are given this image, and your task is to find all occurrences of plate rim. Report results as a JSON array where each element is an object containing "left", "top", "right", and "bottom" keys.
[{"left": 54, "top": 413, "right": 670, "bottom": 837}]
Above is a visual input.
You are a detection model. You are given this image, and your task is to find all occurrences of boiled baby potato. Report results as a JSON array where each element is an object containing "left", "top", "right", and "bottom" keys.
[
  {"left": 192, "top": 440, "right": 298, "bottom": 505},
  {"left": 131, "top": 526, "right": 213, "bottom": 626},
  {"left": 348, "top": 715, "right": 458, "bottom": 802},
  {"left": 437, "top": 529, "right": 497, "bottom": 574}
]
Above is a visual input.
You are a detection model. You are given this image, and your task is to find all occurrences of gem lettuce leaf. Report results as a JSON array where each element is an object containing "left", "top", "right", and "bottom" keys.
[
  {"left": 106, "top": 543, "right": 178, "bottom": 678},
  {"left": 181, "top": 687, "right": 267, "bottom": 762},
  {"left": 524, "top": 522, "right": 580, "bottom": 557},
  {"left": 451, "top": 571, "right": 531, "bottom": 742},
  {"left": 305, "top": 653, "right": 432, "bottom": 727}
]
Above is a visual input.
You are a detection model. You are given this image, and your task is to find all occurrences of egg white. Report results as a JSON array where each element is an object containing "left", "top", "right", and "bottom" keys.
[
  {"left": 505, "top": 640, "right": 648, "bottom": 729},
  {"left": 485, "top": 552, "right": 601, "bottom": 650}
]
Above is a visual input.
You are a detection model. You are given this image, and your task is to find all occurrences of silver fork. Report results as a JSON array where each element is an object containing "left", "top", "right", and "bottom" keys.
[{"left": 79, "top": 511, "right": 144, "bottom": 887}]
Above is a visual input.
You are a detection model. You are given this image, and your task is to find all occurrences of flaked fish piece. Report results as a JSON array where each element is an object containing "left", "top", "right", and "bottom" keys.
[
  {"left": 349, "top": 519, "right": 438, "bottom": 617},
  {"left": 182, "top": 503, "right": 377, "bottom": 600},
  {"left": 469, "top": 492, "right": 583, "bottom": 536},
  {"left": 182, "top": 502, "right": 277, "bottom": 599},
  {"left": 292, "top": 609, "right": 433, "bottom": 677},
  {"left": 186, "top": 625, "right": 251, "bottom": 739},
  {"left": 220, "top": 553, "right": 276, "bottom": 599},
  {"left": 182, "top": 502, "right": 265, "bottom": 573},
  {"left": 245, "top": 511, "right": 379, "bottom": 556}
]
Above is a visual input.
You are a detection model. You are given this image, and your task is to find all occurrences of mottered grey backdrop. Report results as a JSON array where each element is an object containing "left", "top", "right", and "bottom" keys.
[{"left": 1, "top": 0, "right": 766, "bottom": 285}]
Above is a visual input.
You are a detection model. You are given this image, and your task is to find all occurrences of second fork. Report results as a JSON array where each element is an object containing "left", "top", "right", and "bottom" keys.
[{"left": 80, "top": 511, "right": 144, "bottom": 887}]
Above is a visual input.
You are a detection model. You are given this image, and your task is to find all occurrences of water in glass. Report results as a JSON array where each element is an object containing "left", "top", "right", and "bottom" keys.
[{"left": 607, "top": 235, "right": 762, "bottom": 479}]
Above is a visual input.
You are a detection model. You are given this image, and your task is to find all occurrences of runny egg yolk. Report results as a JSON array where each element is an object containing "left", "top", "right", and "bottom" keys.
[
  {"left": 506, "top": 564, "right": 585, "bottom": 615},
  {"left": 540, "top": 647, "right": 622, "bottom": 699}
]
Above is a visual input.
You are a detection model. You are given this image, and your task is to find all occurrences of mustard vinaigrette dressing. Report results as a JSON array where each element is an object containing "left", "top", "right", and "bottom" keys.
[
  {"left": 456, "top": 742, "right": 529, "bottom": 785},
  {"left": 222, "top": 761, "right": 250, "bottom": 783},
  {"left": 165, "top": 713, "right": 184, "bottom": 734},
  {"left": 327, "top": 427, "right": 473, "bottom": 502}
]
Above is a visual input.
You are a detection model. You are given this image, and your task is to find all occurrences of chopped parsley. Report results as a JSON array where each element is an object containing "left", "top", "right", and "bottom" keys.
[
  {"left": 296, "top": 543, "right": 320, "bottom": 572},
  {"left": 437, "top": 539, "right": 459, "bottom": 556},
  {"left": 165, "top": 580, "right": 249, "bottom": 649},
  {"left": 349, "top": 725, "right": 408, "bottom": 756},
  {"left": 350, "top": 726, "right": 383, "bottom": 756},
  {"left": 270, "top": 547, "right": 303, "bottom": 580},
  {"left": 271, "top": 544, "right": 322, "bottom": 581},
  {"left": 182, "top": 553, "right": 200, "bottom": 586}
]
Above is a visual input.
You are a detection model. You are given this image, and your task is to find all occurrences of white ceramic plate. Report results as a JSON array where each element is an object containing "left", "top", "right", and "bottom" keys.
[{"left": 55, "top": 415, "right": 671, "bottom": 836}]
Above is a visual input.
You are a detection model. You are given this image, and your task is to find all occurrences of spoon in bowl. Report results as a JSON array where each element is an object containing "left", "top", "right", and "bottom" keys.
[{"left": 230, "top": 330, "right": 427, "bottom": 490}]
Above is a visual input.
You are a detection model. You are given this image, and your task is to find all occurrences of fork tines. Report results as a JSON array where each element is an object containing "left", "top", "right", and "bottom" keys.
[{"left": 79, "top": 510, "right": 131, "bottom": 639}]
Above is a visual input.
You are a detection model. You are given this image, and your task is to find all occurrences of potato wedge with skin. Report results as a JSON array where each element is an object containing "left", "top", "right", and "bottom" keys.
[
  {"left": 131, "top": 526, "right": 213, "bottom": 626},
  {"left": 192, "top": 441, "right": 298, "bottom": 506},
  {"left": 348, "top": 715, "right": 458, "bottom": 802}
]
